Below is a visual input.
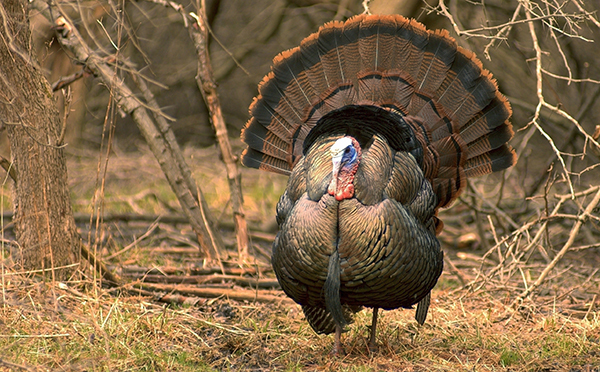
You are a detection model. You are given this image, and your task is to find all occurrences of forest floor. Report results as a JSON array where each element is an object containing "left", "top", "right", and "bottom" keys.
[{"left": 0, "top": 143, "right": 599, "bottom": 372}]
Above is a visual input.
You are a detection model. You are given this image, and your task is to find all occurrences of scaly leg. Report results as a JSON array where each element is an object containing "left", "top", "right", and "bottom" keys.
[
  {"left": 330, "top": 324, "right": 345, "bottom": 355},
  {"left": 368, "top": 307, "right": 379, "bottom": 352}
]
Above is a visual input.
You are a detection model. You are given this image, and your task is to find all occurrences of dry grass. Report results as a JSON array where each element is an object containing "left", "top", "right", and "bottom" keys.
[
  {"left": 1, "top": 271, "right": 598, "bottom": 371},
  {"left": 1, "top": 145, "right": 599, "bottom": 371}
]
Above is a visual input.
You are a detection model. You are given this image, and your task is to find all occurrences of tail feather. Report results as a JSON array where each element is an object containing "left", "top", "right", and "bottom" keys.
[
  {"left": 272, "top": 50, "right": 314, "bottom": 110},
  {"left": 358, "top": 71, "right": 384, "bottom": 103},
  {"left": 459, "top": 95, "right": 512, "bottom": 144},
  {"left": 256, "top": 71, "right": 304, "bottom": 131},
  {"left": 465, "top": 145, "right": 517, "bottom": 178},
  {"left": 316, "top": 83, "right": 358, "bottom": 117},
  {"left": 299, "top": 30, "right": 330, "bottom": 95},
  {"left": 415, "top": 29, "right": 457, "bottom": 97},
  {"left": 318, "top": 21, "right": 346, "bottom": 88},
  {"left": 250, "top": 79, "right": 297, "bottom": 142},
  {"left": 380, "top": 71, "right": 417, "bottom": 112},
  {"left": 357, "top": 16, "right": 382, "bottom": 72},
  {"left": 436, "top": 48, "right": 496, "bottom": 126},
  {"left": 340, "top": 15, "right": 362, "bottom": 85},
  {"left": 240, "top": 148, "right": 291, "bottom": 175},
  {"left": 466, "top": 124, "right": 514, "bottom": 160},
  {"left": 413, "top": 101, "right": 451, "bottom": 139},
  {"left": 369, "top": 16, "right": 399, "bottom": 72},
  {"left": 242, "top": 119, "right": 289, "bottom": 159},
  {"left": 394, "top": 18, "right": 428, "bottom": 79}
]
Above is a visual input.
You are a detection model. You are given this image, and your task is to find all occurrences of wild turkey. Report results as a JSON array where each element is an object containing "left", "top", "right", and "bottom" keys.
[{"left": 241, "top": 14, "right": 516, "bottom": 354}]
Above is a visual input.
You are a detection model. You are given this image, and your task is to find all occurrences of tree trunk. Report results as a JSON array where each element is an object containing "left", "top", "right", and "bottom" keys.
[{"left": 0, "top": 0, "right": 80, "bottom": 279}]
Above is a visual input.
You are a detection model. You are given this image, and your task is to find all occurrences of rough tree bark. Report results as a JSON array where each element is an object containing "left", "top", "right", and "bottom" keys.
[{"left": 0, "top": 0, "right": 80, "bottom": 279}]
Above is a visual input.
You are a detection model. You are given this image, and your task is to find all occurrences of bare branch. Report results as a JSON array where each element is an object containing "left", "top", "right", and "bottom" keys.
[
  {"left": 189, "top": 1, "right": 250, "bottom": 260},
  {"left": 541, "top": 68, "right": 600, "bottom": 84},
  {"left": 512, "top": 186, "right": 600, "bottom": 307},
  {"left": 523, "top": 0, "right": 574, "bottom": 197}
]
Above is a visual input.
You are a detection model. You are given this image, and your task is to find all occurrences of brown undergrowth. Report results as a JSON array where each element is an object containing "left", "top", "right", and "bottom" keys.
[{"left": 1, "top": 268, "right": 598, "bottom": 371}]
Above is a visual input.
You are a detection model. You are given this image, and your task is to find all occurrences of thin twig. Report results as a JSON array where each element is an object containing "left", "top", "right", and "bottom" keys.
[
  {"left": 51, "top": 69, "right": 87, "bottom": 91},
  {"left": 104, "top": 218, "right": 161, "bottom": 260},
  {"left": 511, "top": 187, "right": 600, "bottom": 308},
  {"left": 523, "top": 0, "right": 575, "bottom": 197}
]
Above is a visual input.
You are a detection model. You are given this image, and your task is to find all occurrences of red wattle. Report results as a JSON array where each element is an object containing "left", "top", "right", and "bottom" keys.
[{"left": 331, "top": 177, "right": 355, "bottom": 200}]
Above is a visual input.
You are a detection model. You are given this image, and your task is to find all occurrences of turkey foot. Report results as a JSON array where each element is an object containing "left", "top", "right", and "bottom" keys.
[
  {"left": 367, "top": 307, "right": 379, "bottom": 353},
  {"left": 330, "top": 324, "right": 346, "bottom": 356}
]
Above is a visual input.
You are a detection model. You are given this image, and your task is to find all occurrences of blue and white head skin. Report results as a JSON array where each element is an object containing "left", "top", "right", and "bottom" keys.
[{"left": 328, "top": 137, "right": 361, "bottom": 201}]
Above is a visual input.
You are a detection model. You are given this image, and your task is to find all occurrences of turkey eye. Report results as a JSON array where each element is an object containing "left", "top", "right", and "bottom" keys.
[{"left": 344, "top": 148, "right": 350, "bottom": 154}]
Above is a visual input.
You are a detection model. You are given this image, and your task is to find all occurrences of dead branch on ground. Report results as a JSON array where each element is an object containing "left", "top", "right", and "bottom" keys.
[
  {"left": 132, "top": 282, "right": 294, "bottom": 304},
  {"left": 124, "top": 273, "right": 279, "bottom": 289},
  {"left": 114, "top": 264, "right": 265, "bottom": 277}
]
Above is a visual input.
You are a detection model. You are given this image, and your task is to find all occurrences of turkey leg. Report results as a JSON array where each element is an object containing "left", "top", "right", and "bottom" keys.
[
  {"left": 331, "top": 324, "right": 345, "bottom": 355},
  {"left": 368, "top": 307, "right": 379, "bottom": 352}
]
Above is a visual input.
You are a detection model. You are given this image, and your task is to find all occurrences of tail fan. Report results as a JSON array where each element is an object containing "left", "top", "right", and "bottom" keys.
[{"left": 241, "top": 14, "right": 517, "bottom": 208}]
